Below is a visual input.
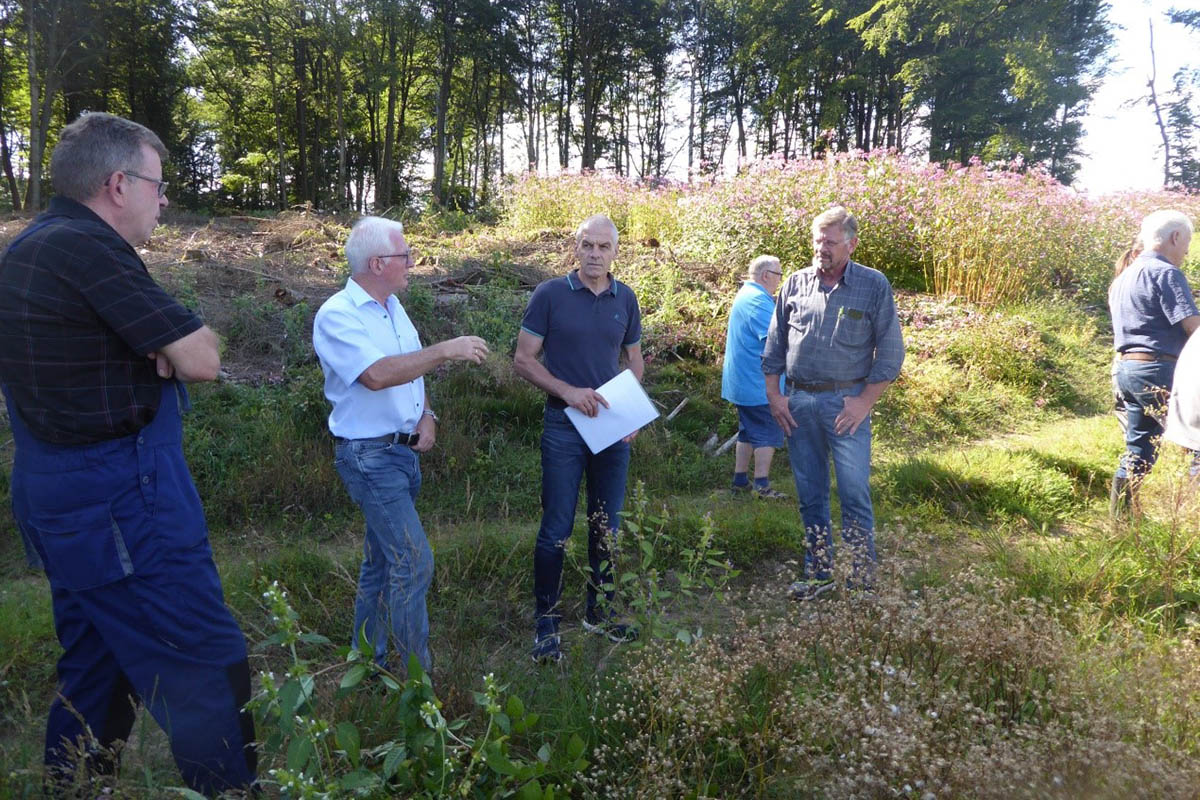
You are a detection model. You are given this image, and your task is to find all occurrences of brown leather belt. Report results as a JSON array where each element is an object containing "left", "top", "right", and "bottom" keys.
[{"left": 1118, "top": 351, "right": 1177, "bottom": 363}]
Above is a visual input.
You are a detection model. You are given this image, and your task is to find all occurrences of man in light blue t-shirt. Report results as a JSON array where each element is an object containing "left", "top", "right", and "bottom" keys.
[{"left": 721, "top": 255, "right": 786, "bottom": 499}]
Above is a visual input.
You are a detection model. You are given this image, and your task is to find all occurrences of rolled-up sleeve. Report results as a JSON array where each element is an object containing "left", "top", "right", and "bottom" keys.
[{"left": 867, "top": 283, "right": 904, "bottom": 383}]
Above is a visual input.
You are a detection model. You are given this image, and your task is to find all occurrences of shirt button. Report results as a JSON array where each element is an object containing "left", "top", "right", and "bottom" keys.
[
  {"left": 137, "top": 436, "right": 145, "bottom": 445},
  {"left": 142, "top": 476, "right": 150, "bottom": 484}
]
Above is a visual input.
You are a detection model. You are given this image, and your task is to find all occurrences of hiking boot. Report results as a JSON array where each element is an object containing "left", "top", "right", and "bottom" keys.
[
  {"left": 754, "top": 486, "right": 787, "bottom": 500},
  {"left": 1109, "top": 476, "right": 1131, "bottom": 519},
  {"left": 787, "top": 578, "right": 836, "bottom": 601},
  {"left": 582, "top": 613, "right": 639, "bottom": 643},
  {"left": 730, "top": 482, "right": 752, "bottom": 496},
  {"left": 530, "top": 629, "right": 563, "bottom": 664}
]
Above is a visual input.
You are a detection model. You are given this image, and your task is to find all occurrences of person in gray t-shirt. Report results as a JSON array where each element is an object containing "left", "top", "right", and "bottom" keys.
[{"left": 1107, "top": 209, "right": 1200, "bottom": 516}]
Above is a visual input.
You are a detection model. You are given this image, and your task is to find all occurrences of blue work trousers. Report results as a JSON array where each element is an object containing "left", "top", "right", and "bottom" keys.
[
  {"left": 6, "top": 383, "right": 256, "bottom": 797},
  {"left": 1114, "top": 359, "right": 1175, "bottom": 480}
]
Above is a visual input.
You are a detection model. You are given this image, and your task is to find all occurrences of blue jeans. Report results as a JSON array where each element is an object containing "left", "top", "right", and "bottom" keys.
[
  {"left": 335, "top": 440, "right": 433, "bottom": 673},
  {"left": 784, "top": 387, "right": 876, "bottom": 584},
  {"left": 534, "top": 406, "right": 631, "bottom": 632},
  {"left": 1114, "top": 359, "right": 1175, "bottom": 480}
]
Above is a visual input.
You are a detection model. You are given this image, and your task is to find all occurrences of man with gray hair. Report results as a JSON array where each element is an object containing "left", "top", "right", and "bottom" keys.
[
  {"left": 763, "top": 206, "right": 904, "bottom": 599},
  {"left": 721, "top": 254, "right": 787, "bottom": 498},
  {"left": 0, "top": 112, "right": 256, "bottom": 794},
  {"left": 1108, "top": 208, "right": 1200, "bottom": 516},
  {"left": 515, "top": 213, "right": 644, "bottom": 664},
  {"left": 313, "top": 216, "right": 488, "bottom": 675}
]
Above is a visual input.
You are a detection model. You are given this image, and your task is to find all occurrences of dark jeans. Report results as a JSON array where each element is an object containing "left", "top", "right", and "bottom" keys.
[
  {"left": 533, "top": 406, "right": 631, "bottom": 633},
  {"left": 1114, "top": 359, "right": 1176, "bottom": 480}
]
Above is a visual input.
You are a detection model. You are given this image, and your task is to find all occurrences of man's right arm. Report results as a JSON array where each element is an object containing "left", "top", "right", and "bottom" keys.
[
  {"left": 158, "top": 325, "right": 221, "bottom": 382},
  {"left": 358, "top": 336, "right": 487, "bottom": 390},
  {"left": 513, "top": 330, "right": 608, "bottom": 416}
]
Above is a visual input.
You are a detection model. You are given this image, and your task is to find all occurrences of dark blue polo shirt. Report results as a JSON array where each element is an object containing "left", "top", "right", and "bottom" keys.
[
  {"left": 1109, "top": 252, "right": 1199, "bottom": 357},
  {"left": 520, "top": 269, "right": 641, "bottom": 393}
]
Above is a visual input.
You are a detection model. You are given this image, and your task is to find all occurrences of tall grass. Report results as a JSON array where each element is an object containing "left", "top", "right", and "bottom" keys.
[{"left": 501, "top": 153, "right": 1200, "bottom": 304}]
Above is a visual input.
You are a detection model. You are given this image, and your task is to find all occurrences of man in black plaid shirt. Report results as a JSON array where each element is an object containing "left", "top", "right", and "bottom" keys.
[{"left": 0, "top": 113, "right": 256, "bottom": 795}]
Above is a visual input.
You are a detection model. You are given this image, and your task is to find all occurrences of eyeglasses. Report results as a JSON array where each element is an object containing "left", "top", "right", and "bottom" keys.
[
  {"left": 124, "top": 170, "right": 169, "bottom": 198},
  {"left": 764, "top": 269, "right": 783, "bottom": 276},
  {"left": 377, "top": 251, "right": 414, "bottom": 265}
]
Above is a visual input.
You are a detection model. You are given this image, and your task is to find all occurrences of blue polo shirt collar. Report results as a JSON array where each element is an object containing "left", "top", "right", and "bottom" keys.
[
  {"left": 565, "top": 269, "right": 617, "bottom": 296},
  {"left": 744, "top": 280, "right": 772, "bottom": 298}
]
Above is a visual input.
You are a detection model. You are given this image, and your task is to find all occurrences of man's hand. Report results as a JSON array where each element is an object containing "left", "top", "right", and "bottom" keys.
[
  {"left": 562, "top": 386, "right": 609, "bottom": 417},
  {"left": 148, "top": 351, "right": 174, "bottom": 379},
  {"left": 768, "top": 391, "right": 797, "bottom": 436},
  {"left": 439, "top": 336, "right": 490, "bottom": 364},
  {"left": 412, "top": 411, "right": 436, "bottom": 453},
  {"left": 835, "top": 393, "right": 873, "bottom": 436}
]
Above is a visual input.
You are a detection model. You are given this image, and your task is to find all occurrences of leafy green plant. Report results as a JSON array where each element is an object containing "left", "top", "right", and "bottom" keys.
[{"left": 249, "top": 581, "right": 584, "bottom": 798}]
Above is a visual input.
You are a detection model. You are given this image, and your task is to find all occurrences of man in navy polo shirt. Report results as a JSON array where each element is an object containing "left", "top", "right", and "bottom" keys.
[
  {"left": 1108, "top": 209, "right": 1200, "bottom": 516},
  {"left": 514, "top": 214, "right": 644, "bottom": 664},
  {"left": 0, "top": 113, "right": 256, "bottom": 795}
]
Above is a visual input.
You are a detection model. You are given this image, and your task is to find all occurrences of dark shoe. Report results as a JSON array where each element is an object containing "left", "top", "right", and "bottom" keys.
[
  {"left": 530, "top": 630, "right": 563, "bottom": 664},
  {"left": 731, "top": 482, "right": 752, "bottom": 496},
  {"left": 788, "top": 578, "right": 836, "bottom": 601},
  {"left": 583, "top": 614, "right": 639, "bottom": 643},
  {"left": 1109, "top": 476, "right": 1130, "bottom": 519},
  {"left": 754, "top": 486, "right": 787, "bottom": 500}
]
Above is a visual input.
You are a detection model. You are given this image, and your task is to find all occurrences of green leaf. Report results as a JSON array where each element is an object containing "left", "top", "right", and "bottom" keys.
[
  {"left": 675, "top": 629, "right": 693, "bottom": 645},
  {"left": 567, "top": 733, "right": 586, "bottom": 760},
  {"left": 254, "top": 632, "right": 285, "bottom": 651},
  {"left": 495, "top": 712, "right": 511, "bottom": 734},
  {"left": 537, "top": 743, "right": 552, "bottom": 763},
  {"left": 336, "top": 721, "right": 361, "bottom": 767},
  {"left": 516, "top": 779, "right": 544, "bottom": 800},
  {"left": 485, "top": 744, "right": 519, "bottom": 776},
  {"left": 339, "top": 769, "right": 379, "bottom": 790},
  {"left": 340, "top": 663, "right": 367, "bottom": 690},
  {"left": 506, "top": 695, "right": 525, "bottom": 718},
  {"left": 383, "top": 744, "right": 407, "bottom": 780},
  {"left": 298, "top": 632, "right": 331, "bottom": 645},
  {"left": 278, "top": 679, "right": 303, "bottom": 716},
  {"left": 167, "top": 789, "right": 208, "bottom": 800},
  {"left": 286, "top": 735, "right": 314, "bottom": 772}
]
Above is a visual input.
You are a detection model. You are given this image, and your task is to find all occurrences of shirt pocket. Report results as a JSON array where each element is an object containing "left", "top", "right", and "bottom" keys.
[
  {"left": 27, "top": 500, "right": 135, "bottom": 591},
  {"left": 833, "top": 308, "right": 871, "bottom": 348}
]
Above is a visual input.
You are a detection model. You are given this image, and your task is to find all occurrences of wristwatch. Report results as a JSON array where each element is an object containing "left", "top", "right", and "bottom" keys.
[{"left": 423, "top": 409, "right": 439, "bottom": 423}]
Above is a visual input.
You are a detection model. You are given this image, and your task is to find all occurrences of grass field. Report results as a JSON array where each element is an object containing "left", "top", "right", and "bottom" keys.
[{"left": 3, "top": 163, "right": 1200, "bottom": 797}]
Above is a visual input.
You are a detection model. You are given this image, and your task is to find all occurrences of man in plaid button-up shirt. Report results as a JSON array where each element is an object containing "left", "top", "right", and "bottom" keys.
[{"left": 762, "top": 205, "right": 904, "bottom": 599}]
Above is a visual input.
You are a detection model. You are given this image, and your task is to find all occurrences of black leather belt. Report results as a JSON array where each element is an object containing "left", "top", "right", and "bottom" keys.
[
  {"left": 546, "top": 396, "right": 568, "bottom": 410},
  {"left": 1118, "top": 351, "right": 1177, "bottom": 363},
  {"left": 788, "top": 378, "right": 866, "bottom": 393},
  {"left": 336, "top": 431, "right": 420, "bottom": 447}
]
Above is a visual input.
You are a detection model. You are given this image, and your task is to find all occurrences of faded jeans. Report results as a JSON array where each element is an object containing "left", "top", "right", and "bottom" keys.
[
  {"left": 335, "top": 440, "right": 433, "bottom": 673},
  {"left": 784, "top": 386, "right": 876, "bottom": 585}
]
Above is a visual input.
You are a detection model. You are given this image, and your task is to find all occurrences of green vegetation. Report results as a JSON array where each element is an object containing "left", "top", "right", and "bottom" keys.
[{"left": 5, "top": 175, "right": 1200, "bottom": 797}]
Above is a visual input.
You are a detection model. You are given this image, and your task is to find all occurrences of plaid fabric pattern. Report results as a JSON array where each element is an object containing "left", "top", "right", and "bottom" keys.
[
  {"left": 762, "top": 260, "right": 904, "bottom": 385},
  {"left": 0, "top": 197, "right": 201, "bottom": 444}
]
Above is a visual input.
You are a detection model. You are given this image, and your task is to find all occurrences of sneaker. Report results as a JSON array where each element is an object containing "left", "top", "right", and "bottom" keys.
[
  {"left": 582, "top": 614, "right": 639, "bottom": 643},
  {"left": 787, "top": 578, "right": 836, "bottom": 601},
  {"left": 530, "top": 631, "right": 563, "bottom": 664},
  {"left": 754, "top": 486, "right": 787, "bottom": 500},
  {"left": 730, "top": 482, "right": 752, "bottom": 496}
]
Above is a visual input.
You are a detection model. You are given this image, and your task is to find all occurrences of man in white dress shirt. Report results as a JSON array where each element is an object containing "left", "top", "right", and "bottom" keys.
[{"left": 313, "top": 216, "right": 488, "bottom": 673}]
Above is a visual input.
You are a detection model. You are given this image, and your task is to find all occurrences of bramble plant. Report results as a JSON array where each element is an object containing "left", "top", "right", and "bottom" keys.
[{"left": 249, "top": 581, "right": 584, "bottom": 798}]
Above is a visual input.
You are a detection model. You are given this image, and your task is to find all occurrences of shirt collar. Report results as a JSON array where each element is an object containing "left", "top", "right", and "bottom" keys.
[
  {"left": 744, "top": 280, "right": 772, "bottom": 297},
  {"left": 566, "top": 269, "right": 617, "bottom": 296},
  {"left": 345, "top": 276, "right": 395, "bottom": 310}
]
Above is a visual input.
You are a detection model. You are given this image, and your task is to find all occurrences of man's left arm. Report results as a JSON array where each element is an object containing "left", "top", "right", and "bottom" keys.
[
  {"left": 413, "top": 394, "right": 437, "bottom": 453},
  {"left": 836, "top": 280, "right": 905, "bottom": 436},
  {"left": 622, "top": 343, "right": 645, "bottom": 381}
]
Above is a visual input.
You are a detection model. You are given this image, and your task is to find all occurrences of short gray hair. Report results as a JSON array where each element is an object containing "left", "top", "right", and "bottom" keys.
[
  {"left": 748, "top": 254, "right": 781, "bottom": 281},
  {"left": 811, "top": 205, "right": 858, "bottom": 241},
  {"left": 1140, "top": 209, "right": 1193, "bottom": 250},
  {"left": 574, "top": 214, "right": 619, "bottom": 249},
  {"left": 50, "top": 112, "right": 168, "bottom": 202},
  {"left": 345, "top": 216, "right": 406, "bottom": 275}
]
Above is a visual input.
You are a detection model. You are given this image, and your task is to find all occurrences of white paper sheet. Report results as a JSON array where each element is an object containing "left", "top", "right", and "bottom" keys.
[{"left": 564, "top": 369, "right": 660, "bottom": 454}]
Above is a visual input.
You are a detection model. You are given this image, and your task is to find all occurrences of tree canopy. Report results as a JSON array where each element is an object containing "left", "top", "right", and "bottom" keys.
[{"left": 0, "top": 0, "right": 1115, "bottom": 212}]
